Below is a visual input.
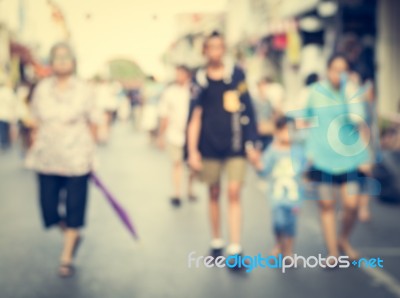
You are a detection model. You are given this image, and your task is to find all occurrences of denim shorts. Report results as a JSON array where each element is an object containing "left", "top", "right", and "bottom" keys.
[{"left": 272, "top": 205, "right": 298, "bottom": 237}]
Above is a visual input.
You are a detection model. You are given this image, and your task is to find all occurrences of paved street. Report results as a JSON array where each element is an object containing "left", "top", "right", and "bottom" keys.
[{"left": 1, "top": 122, "right": 400, "bottom": 298}]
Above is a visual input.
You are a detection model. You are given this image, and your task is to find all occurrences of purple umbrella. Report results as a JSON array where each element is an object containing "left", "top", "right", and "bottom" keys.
[{"left": 91, "top": 172, "right": 139, "bottom": 240}]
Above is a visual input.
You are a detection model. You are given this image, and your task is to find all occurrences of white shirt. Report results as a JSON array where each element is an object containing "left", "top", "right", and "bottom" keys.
[
  {"left": 96, "top": 83, "right": 118, "bottom": 111},
  {"left": 259, "top": 82, "right": 285, "bottom": 112},
  {"left": 158, "top": 83, "right": 190, "bottom": 146}
]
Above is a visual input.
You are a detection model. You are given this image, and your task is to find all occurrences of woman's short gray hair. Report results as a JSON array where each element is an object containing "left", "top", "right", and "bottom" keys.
[{"left": 49, "top": 42, "right": 77, "bottom": 68}]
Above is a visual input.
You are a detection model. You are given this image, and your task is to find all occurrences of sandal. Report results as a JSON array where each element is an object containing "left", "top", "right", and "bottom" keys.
[
  {"left": 58, "top": 263, "right": 75, "bottom": 278},
  {"left": 170, "top": 197, "right": 182, "bottom": 207}
]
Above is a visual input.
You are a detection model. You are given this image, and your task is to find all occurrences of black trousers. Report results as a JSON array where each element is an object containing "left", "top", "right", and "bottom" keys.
[
  {"left": 0, "top": 121, "right": 10, "bottom": 149},
  {"left": 37, "top": 173, "right": 89, "bottom": 228}
]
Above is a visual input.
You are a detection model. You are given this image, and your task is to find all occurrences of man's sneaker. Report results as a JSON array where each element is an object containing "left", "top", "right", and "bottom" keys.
[
  {"left": 170, "top": 197, "right": 182, "bottom": 207},
  {"left": 226, "top": 244, "right": 250, "bottom": 271},
  {"left": 209, "top": 238, "right": 225, "bottom": 257}
]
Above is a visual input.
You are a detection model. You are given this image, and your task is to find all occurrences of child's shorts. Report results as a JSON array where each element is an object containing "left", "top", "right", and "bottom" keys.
[{"left": 272, "top": 205, "right": 298, "bottom": 237}]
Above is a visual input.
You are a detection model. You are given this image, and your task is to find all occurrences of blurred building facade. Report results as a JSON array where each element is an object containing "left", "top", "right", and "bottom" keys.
[
  {"left": 1, "top": 0, "right": 399, "bottom": 123},
  {"left": 0, "top": 0, "right": 69, "bottom": 86},
  {"left": 377, "top": 0, "right": 400, "bottom": 119},
  {"left": 223, "top": 0, "right": 400, "bottom": 125}
]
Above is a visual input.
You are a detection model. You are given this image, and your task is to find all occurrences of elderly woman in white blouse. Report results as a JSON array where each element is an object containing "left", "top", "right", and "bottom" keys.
[{"left": 26, "top": 42, "right": 100, "bottom": 277}]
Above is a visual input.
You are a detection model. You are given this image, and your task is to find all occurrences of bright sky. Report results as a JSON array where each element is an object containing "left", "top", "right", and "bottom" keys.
[{"left": 55, "top": 0, "right": 228, "bottom": 78}]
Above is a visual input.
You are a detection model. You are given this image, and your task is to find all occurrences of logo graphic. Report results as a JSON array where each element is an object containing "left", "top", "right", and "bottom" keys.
[{"left": 187, "top": 252, "right": 384, "bottom": 273}]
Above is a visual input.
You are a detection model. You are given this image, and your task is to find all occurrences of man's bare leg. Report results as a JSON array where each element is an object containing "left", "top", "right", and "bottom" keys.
[{"left": 227, "top": 181, "right": 242, "bottom": 255}]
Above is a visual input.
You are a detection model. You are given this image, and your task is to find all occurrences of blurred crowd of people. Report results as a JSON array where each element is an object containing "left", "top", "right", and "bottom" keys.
[{"left": 0, "top": 29, "right": 392, "bottom": 277}]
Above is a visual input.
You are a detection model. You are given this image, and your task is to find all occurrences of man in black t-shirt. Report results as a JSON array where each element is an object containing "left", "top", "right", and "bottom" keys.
[{"left": 187, "top": 32, "right": 260, "bottom": 259}]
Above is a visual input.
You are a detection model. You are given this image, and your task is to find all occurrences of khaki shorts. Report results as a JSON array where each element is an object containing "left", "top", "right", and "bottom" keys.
[
  {"left": 167, "top": 143, "right": 184, "bottom": 163},
  {"left": 199, "top": 157, "right": 247, "bottom": 185}
]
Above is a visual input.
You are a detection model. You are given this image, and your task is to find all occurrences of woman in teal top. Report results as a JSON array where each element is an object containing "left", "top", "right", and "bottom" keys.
[{"left": 301, "top": 55, "right": 370, "bottom": 265}]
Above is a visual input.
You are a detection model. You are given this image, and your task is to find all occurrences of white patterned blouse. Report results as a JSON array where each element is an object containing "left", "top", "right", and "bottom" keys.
[{"left": 25, "top": 76, "right": 102, "bottom": 176}]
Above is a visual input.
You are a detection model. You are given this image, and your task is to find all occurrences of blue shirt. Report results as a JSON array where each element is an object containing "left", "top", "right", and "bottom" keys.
[
  {"left": 258, "top": 145, "right": 306, "bottom": 207},
  {"left": 288, "top": 80, "right": 369, "bottom": 174}
]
